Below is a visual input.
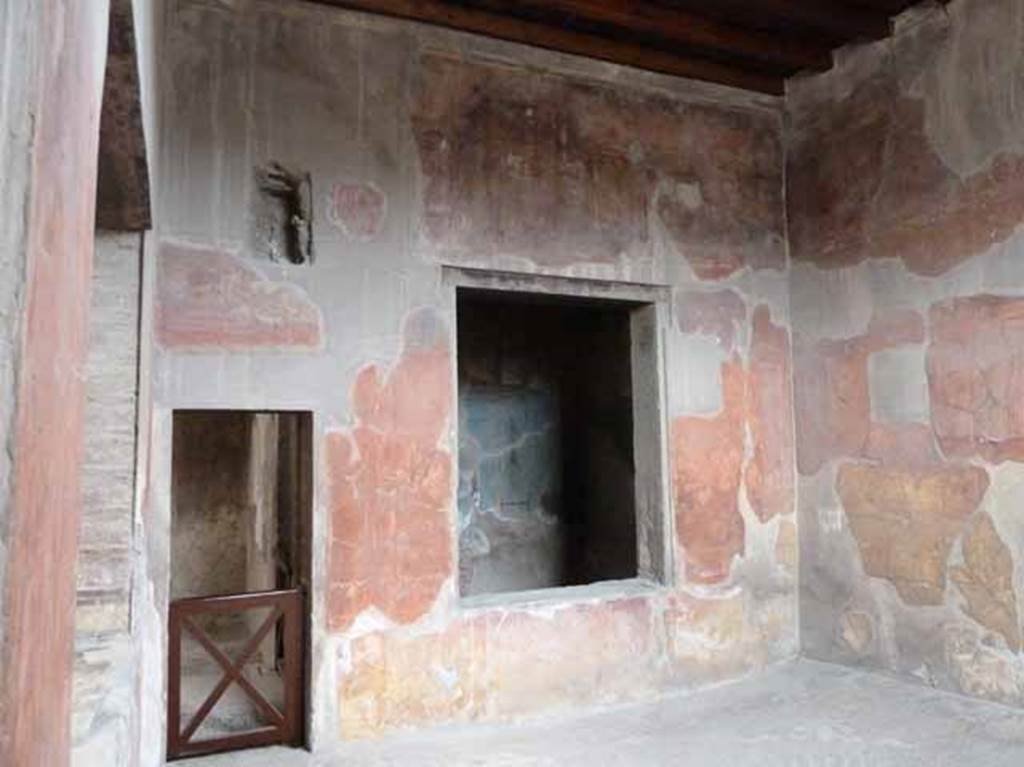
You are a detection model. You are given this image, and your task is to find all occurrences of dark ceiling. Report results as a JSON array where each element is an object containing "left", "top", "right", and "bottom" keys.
[{"left": 312, "top": 0, "right": 925, "bottom": 95}]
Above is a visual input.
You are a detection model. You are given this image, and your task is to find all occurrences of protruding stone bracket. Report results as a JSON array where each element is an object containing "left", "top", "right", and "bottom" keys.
[{"left": 253, "top": 163, "right": 314, "bottom": 266}]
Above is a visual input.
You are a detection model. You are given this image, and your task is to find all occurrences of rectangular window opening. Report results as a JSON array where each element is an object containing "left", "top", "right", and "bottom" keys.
[{"left": 456, "top": 285, "right": 667, "bottom": 599}]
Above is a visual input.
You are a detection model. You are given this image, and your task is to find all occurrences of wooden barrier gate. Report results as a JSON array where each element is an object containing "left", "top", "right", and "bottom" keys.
[{"left": 167, "top": 589, "right": 303, "bottom": 760}]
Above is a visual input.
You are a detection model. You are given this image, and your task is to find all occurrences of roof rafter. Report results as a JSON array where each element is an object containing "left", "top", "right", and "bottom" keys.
[
  {"left": 462, "top": 0, "right": 833, "bottom": 72},
  {"left": 320, "top": 0, "right": 786, "bottom": 93}
]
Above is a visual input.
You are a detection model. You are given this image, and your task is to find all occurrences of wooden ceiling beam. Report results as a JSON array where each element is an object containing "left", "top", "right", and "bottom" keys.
[
  {"left": 317, "top": 0, "right": 785, "bottom": 94},
  {"left": 463, "top": 0, "right": 833, "bottom": 72},
  {"left": 841, "top": 0, "right": 915, "bottom": 13},
  {"left": 660, "top": 0, "right": 891, "bottom": 41}
]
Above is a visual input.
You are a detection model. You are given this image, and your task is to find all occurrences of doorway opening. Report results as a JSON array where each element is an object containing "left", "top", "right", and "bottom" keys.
[{"left": 167, "top": 410, "right": 312, "bottom": 760}]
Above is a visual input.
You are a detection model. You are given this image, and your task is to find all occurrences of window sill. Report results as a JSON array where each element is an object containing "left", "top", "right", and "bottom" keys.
[{"left": 457, "top": 577, "right": 668, "bottom": 613}]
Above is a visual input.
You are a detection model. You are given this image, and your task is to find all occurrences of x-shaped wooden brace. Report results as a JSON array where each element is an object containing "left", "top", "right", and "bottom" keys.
[{"left": 179, "top": 607, "right": 285, "bottom": 745}]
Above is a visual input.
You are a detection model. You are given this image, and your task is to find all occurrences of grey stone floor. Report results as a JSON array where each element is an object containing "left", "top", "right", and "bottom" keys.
[{"left": 177, "top": 659, "right": 1024, "bottom": 766}]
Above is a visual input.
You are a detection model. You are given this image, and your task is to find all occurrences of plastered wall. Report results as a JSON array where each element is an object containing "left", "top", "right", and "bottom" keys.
[
  {"left": 788, "top": 0, "right": 1024, "bottom": 708},
  {"left": 137, "top": 0, "right": 798, "bottom": 752}
]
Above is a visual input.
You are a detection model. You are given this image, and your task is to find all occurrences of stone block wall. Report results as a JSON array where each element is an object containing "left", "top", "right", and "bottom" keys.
[
  {"left": 788, "top": 0, "right": 1024, "bottom": 708},
  {"left": 72, "top": 233, "right": 142, "bottom": 767},
  {"left": 138, "top": 0, "right": 798, "bottom": 753},
  {"left": 77, "top": 235, "right": 141, "bottom": 635}
]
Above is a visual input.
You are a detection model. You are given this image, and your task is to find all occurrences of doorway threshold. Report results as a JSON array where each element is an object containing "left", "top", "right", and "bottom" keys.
[{"left": 167, "top": 745, "right": 312, "bottom": 767}]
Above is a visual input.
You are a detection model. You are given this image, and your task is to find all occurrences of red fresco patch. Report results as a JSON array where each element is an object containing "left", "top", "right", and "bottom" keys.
[
  {"left": 745, "top": 306, "right": 795, "bottom": 523},
  {"left": 928, "top": 295, "right": 1024, "bottom": 463},
  {"left": 328, "top": 182, "right": 387, "bottom": 240},
  {"left": 794, "top": 310, "right": 926, "bottom": 475},
  {"left": 677, "top": 289, "right": 747, "bottom": 351},
  {"left": 672, "top": 305, "right": 797, "bottom": 582},
  {"left": 788, "top": 64, "right": 1024, "bottom": 276},
  {"left": 412, "top": 53, "right": 784, "bottom": 278},
  {"left": 672, "top": 359, "right": 746, "bottom": 585},
  {"left": 156, "top": 242, "right": 322, "bottom": 349},
  {"left": 327, "top": 310, "right": 453, "bottom": 631}
]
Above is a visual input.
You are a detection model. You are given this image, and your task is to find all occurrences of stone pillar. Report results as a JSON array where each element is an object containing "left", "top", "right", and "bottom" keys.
[{"left": 0, "top": 1, "right": 111, "bottom": 764}]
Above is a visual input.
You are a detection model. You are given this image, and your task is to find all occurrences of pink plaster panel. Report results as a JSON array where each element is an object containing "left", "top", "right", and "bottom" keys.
[
  {"left": 339, "top": 596, "right": 657, "bottom": 738},
  {"left": 155, "top": 242, "right": 323, "bottom": 350},
  {"left": 928, "top": 295, "right": 1024, "bottom": 463},
  {"left": 328, "top": 182, "right": 387, "bottom": 241},
  {"left": 794, "top": 310, "right": 926, "bottom": 475}
]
